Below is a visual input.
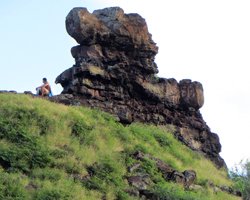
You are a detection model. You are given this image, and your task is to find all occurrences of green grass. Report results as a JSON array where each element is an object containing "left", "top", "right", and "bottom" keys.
[{"left": 0, "top": 93, "right": 240, "bottom": 200}]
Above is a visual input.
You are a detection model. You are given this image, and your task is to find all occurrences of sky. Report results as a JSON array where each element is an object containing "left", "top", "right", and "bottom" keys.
[{"left": 0, "top": 0, "right": 249, "bottom": 169}]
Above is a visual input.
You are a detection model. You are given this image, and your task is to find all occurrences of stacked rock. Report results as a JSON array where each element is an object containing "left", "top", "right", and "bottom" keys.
[{"left": 55, "top": 7, "right": 225, "bottom": 168}]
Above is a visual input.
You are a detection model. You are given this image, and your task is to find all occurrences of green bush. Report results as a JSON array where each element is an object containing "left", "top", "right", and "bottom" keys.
[
  {"left": 116, "top": 190, "right": 135, "bottom": 200},
  {"left": 71, "top": 120, "right": 94, "bottom": 145},
  {"left": 0, "top": 142, "right": 50, "bottom": 173},
  {"left": 0, "top": 107, "right": 51, "bottom": 172},
  {"left": 230, "top": 160, "right": 250, "bottom": 199},
  {"left": 35, "top": 188, "right": 71, "bottom": 200},
  {"left": 153, "top": 132, "right": 172, "bottom": 147},
  {"left": 152, "top": 182, "right": 202, "bottom": 200},
  {"left": 0, "top": 171, "right": 28, "bottom": 200},
  {"left": 31, "top": 167, "right": 63, "bottom": 181},
  {"left": 84, "top": 157, "right": 126, "bottom": 195},
  {"left": 50, "top": 148, "right": 69, "bottom": 159},
  {"left": 0, "top": 107, "right": 52, "bottom": 138},
  {"left": 129, "top": 123, "right": 156, "bottom": 143}
]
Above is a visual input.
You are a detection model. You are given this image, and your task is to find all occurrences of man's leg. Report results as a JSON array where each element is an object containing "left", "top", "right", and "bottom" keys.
[{"left": 41, "top": 87, "right": 49, "bottom": 96}]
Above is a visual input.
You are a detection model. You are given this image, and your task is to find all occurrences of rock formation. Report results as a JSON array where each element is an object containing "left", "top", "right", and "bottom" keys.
[{"left": 54, "top": 7, "right": 225, "bottom": 168}]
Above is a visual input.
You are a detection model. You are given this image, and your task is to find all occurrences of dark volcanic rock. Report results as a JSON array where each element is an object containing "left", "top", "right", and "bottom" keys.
[
  {"left": 127, "top": 175, "right": 151, "bottom": 190},
  {"left": 123, "top": 151, "right": 197, "bottom": 198},
  {"left": 0, "top": 90, "right": 17, "bottom": 94},
  {"left": 131, "top": 151, "right": 196, "bottom": 188},
  {"left": 54, "top": 7, "right": 225, "bottom": 168},
  {"left": 183, "top": 170, "right": 197, "bottom": 188}
]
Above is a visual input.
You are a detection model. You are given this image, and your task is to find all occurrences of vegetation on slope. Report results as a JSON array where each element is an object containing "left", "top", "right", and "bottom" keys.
[
  {"left": 0, "top": 94, "right": 240, "bottom": 200},
  {"left": 230, "top": 160, "right": 250, "bottom": 199}
]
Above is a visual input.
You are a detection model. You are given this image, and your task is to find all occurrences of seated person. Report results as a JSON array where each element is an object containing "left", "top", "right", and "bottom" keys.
[{"left": 36, "top": 78, "right": 52, "bottom": 96}]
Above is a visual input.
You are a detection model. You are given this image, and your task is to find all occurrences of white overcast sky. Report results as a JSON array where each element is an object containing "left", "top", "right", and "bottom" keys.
[{"left": 0, "top": 0, "right": 249, "bottom": 169}]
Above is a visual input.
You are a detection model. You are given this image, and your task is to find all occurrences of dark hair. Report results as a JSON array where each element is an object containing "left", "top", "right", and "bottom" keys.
[{"left": 43, "top": 78, "right": 47, "bottom": 82}]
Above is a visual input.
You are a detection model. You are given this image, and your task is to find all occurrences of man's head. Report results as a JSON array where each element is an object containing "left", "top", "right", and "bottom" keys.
[{"left": 43, "top": 78, "right": 47, "bottom": 83}]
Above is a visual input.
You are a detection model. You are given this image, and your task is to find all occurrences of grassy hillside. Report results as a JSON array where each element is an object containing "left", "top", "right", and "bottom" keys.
[{"left": 0, "top": 94, "right": 240, "bottom": 200}]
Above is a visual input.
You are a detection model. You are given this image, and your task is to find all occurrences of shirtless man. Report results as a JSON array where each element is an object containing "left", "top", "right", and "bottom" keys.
[{"left": 36, "top": 78, "right": 51, "bottom": 96}]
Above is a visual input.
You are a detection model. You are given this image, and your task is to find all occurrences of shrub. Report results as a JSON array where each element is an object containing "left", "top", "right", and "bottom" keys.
[
  {"left": 116, "top": 190, "right": 135, "bottom": 200},
  {"left": 0, "top": 107, "right": 51, "bottom": 172},
  {"left": 31, "top": 167, "right": 63, "bottom": 181},
  {"left": 0, "top": 171, "right": 28, "bottom": 200},
  {"left": 153, "top": 132, "right": 172, "bottom": 147},
  {"left": 0, "top": 107, "right": 52, "bottom": 138},
  {"left": 84, "top": 157, "right": 126, "bottom": 195},
  {"left": 71, "top": 120, "right": 94, "bottom": 145},
  {"left": 0, "top": 139, "right": 51, "bottom": 173},
  {"left": 35, "top": 188, "right": 71, "bottom": 200},
  {"left": 230, "top": 160, "right": 250, "bottom": 199},
  {"left": 152, "top": 182, "right": 202, "bottom": 200}
]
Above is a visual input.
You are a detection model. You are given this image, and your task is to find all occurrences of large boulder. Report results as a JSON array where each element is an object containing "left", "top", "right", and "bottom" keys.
[
  {"left": 179, "top": 79, "right": 204, "bottom": 110},
  {"left": 66, "top": 7, "right": 158, "bottom": 52}
]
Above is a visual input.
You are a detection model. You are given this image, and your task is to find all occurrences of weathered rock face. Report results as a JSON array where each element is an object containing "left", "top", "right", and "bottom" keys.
[{"left": 55, "top": 7, "right": 225, "bottom": 168}]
